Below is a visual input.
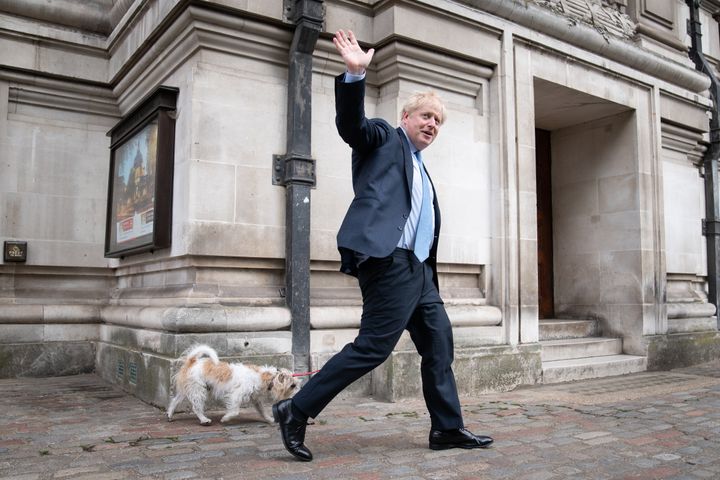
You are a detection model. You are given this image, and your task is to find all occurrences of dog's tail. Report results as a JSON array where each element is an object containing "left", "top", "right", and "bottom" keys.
[{"left": 182, "top": 344, "right": 220, "bottom": 365}]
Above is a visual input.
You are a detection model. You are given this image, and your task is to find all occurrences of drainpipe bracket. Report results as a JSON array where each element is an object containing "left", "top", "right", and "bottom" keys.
[
  {"left": 283, "top": 0, "right": 324, "bottom": 26},
  {"left": 273, "top": 154, "right": 316, "bottom": 187},
  {"left": 702, "top": 218, "right": 720, "bottom": 236}
]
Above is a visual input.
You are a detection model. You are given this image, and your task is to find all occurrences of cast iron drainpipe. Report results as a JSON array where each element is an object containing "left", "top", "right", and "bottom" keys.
[
  {"left": 273, "top": 0, "right": 324, "bottom": 372},
  {"left": 686, "top": 0, "right": 720, "bottom": 327}
]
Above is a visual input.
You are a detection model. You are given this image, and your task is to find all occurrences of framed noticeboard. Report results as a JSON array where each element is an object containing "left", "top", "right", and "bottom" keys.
[{"left": 105, "top": 86, "right": 179, "bottom": 258}]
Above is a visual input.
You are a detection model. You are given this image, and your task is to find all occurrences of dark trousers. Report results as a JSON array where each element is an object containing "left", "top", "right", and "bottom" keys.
[{"left": 292, "top": 248, "right": 464, "bottom": 431}]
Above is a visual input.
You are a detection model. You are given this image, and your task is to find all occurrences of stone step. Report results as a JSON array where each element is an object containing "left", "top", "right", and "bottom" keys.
[
  {"left": 542, "top": 354, "right": 647, "bottom": 384},
  {"left": 540, "top": 337, "right": 622, "bottom": 362},
  {"left": 539, "top": 318, "right": 599, "bottom": 341}
]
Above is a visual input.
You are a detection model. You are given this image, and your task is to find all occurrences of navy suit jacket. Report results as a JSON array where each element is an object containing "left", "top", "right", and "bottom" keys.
[{"left": 334, "top": 74, "right": 441, "bottom": 291}]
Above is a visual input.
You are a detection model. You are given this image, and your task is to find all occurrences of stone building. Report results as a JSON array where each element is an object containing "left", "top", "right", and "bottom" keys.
[{"left": 1, "top": 0, "right": 719, "bottom": 407}]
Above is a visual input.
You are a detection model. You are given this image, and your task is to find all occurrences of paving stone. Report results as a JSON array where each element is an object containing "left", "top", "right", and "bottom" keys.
[
  {"left": 584, "top": 436, "right": 617, "bottom": 445},
  {"left": 690, "top": 469, "right": 717, "bottom": 478},
  {"left": 162, "top": 472, "right": 198, "bottom": 480},
  {"left": 135, "top": 462, "right": 198, "bottom": 475},
  {"left": 74, "top": 473, "right": 129, "bottom": 480},
  {"left": 52, "top": 466, "right": 104, "bottom": 478},
  {"left": 574, "top": 430, "right": 611, "bottom": 440}
]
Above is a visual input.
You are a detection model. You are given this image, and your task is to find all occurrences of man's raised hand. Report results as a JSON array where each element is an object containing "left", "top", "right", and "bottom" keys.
[{"left": 333, "top": 30, "right": 374, "bottom": 76}]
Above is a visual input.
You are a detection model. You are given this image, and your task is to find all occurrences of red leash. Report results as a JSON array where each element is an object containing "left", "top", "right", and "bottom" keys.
[{"left": 292, "top": 370, "right": 319, "bottom": 377}]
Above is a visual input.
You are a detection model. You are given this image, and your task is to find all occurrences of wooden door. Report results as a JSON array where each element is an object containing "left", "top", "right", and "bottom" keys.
[{"left": 536, "top": 129, "right": 555, "bottom": 319}]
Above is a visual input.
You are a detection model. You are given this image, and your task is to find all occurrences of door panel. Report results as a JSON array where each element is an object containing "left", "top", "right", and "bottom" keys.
[{"left": 536, "top": 129, "right": 554, "bottom": 319}]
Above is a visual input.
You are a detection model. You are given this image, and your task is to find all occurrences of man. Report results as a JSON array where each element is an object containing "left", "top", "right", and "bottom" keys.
[{"left": 272, "top": 29, "right": 493, "bottom": 462}]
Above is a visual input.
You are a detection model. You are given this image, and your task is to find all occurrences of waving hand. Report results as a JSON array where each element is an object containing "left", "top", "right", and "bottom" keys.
[{"left": 333, "top": 30, "right": 375, "bottom": 75}]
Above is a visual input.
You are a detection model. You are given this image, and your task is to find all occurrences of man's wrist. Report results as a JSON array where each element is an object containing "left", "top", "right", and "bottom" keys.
[{"left": 344, "top": 71, "right": 366, "bottom": 83}]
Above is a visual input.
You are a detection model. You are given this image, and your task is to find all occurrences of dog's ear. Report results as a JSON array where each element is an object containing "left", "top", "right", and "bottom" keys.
[{"left": 268, "top": 371, "right": 291, "bottom": 391}]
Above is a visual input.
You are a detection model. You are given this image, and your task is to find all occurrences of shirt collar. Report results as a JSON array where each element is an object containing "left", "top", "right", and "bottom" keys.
[{"left": 399, "top": 127, "right": 421, "bottom": 159}]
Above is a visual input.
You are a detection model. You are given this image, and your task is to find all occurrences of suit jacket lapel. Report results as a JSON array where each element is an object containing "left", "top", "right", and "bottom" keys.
[
  {"left": 397, "top": 127, "right": 414, "bottom": 199},
  {"left": 424, "top": 163, "right": 441, "bottom": 237}
]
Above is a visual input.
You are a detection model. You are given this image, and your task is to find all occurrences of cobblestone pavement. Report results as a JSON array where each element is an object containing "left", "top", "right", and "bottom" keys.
[{"left": 1, "top": 361, "right": 719, "bottom": 480}]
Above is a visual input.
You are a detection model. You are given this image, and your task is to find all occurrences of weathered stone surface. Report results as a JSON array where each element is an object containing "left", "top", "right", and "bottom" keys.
[
  {"left": 372, "top": 345, "right": 542, "bottom": 401},
  {"left": 646, "top": 332, "right": 720, "bottom": 371},
  {"left": 101, "top": 306, "right": 291, "bottom": 333},
  {"left": 667, "top": 317, "right": 718, "bottom": 334},
  {"left": 666, "top": 302, "right": 716, "bottom": 319},
  {"left": 0, "top": 342, "right": 95, "bottom": 378},
  {"left": 95, "top": 337, "right": 295, "bottom": 407}
]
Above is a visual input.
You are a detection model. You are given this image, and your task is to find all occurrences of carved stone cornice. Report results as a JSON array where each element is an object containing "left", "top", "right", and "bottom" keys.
[
  {"left": 634, "top": 22, "right": 688, "bottom": 52},
  {"left": 0, "top": 0, "right": 141, "bottom": 36},
  {"left": 703, "top": 0, "right": 720, "bottom": 17},
  {"left": 0, "top": 68, "right": 118, "bottom": 117},
  {"left": 370, "top": 40, "right": 492, "bottom": 94},
  {"left": 0, "top": 0, "right": 114, "bottom": 35},
  {"left": 456, "top": 0, "right": 710, "bottom": 93},
  {"left": 111, "top": 5, "right": 293, "bottom": 110},
  {"left": 533, "top": 0, "right": 636, "bottom": 39},
  {"left": 101, "top": 305, "right": 292, "bottom": 332},
  {"left": 660, "top": 122, "right": 707, "bottom": 166},
  {"left": 0, "top": 304, "right": 103, "bottom": 324}
]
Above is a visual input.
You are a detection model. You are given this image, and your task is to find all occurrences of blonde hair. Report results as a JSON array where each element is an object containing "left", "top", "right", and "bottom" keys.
[{"left": 401, "top": 91, "right": 447, "bottom": 125}]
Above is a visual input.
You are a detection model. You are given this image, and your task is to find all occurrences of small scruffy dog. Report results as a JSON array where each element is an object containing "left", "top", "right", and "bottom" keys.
[{"left": 166, "top": 344, "right": 299, "bottom": 425}]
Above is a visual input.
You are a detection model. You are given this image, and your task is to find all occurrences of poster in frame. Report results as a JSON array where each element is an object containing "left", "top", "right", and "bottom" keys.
[{"left": 105, "top": 86, "right": 179, "bottom": 258}]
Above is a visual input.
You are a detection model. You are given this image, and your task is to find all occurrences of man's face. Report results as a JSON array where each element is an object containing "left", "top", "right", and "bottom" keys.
[{"left": 401, "top": 103, "right": 443, "bottom": 151}]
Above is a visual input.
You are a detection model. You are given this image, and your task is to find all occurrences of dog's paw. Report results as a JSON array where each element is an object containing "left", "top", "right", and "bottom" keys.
[{"left": 199, "top": 419, "right": 212, "bottom": 426}]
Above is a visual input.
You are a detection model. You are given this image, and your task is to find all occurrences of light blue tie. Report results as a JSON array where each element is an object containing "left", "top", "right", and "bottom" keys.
[{"left": 414, "top": 151, "right": 433, "bottom": 263}]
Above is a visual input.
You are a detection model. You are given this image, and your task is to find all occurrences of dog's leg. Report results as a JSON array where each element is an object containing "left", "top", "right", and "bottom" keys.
[
  {"left": 187, "top": 385, "right": 212, "bottom": 425},
  {"left": 191, "top": 404, "right": 212, "bottom": 426},
  {"left": 220, "top": 409, "right": 240, "bottom": 423},
  {"left": 221, "top": 390, "right": 253, "bottom": 423},
  {"left": 220, "top": 396, "right": 241, "bottom": 423},
  {"left": 252, "top": 398, "right": 274, "bottom": 423},
  {"left": 166, "top": 393, "right": 184, "bottom": 421}
]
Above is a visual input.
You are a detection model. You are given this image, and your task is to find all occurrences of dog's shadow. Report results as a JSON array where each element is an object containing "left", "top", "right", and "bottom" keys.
[{"left": 166, "top": 409, "right": 276, "bottom": 427}]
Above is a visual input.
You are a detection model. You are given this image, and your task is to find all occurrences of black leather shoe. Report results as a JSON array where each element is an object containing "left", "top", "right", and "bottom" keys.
[
  {"left": 429, "top": 428, "right": 493, "bottom": 450},
  {"left": 272, "top": 399, "right": 313, "bottom": 461}
]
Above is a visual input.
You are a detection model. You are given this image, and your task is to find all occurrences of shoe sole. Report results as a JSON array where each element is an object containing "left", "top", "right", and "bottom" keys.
[
  {"left": 272, "top": 403, "right": 313, "bottom": 462},
  {"left": 429, "top": 441, "right": 493, "bottom": 450}
]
